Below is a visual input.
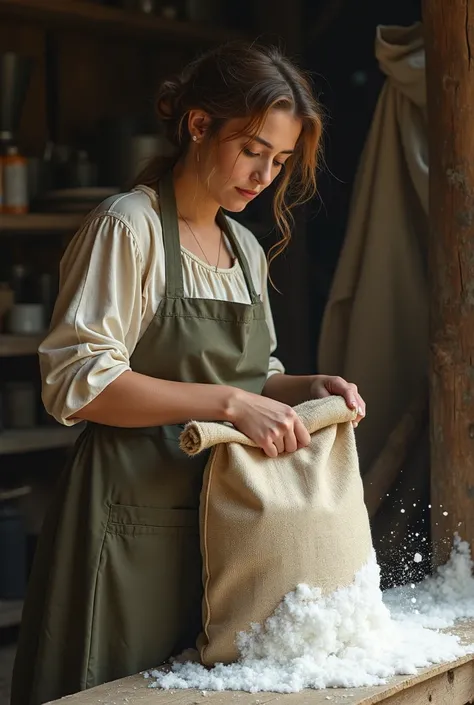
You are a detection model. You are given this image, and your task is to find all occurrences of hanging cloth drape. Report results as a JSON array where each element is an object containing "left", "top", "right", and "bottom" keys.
[{"left": 317, "top": 23, "right": 430, "bottom": 581}]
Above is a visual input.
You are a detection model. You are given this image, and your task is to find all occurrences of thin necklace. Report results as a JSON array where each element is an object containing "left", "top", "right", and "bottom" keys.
[{"left": 178, "top": 211, "right": 223, "bottom": 272}]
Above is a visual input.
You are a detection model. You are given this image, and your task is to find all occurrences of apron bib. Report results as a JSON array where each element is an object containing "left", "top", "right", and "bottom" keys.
[{"left": 11, "top": 172, "right": 271, "bottom": 705}]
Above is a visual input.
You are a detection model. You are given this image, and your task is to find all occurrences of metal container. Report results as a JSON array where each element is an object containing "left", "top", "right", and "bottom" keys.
[{"left": 0, "top": 52, "right": 33, "bottom": 142}]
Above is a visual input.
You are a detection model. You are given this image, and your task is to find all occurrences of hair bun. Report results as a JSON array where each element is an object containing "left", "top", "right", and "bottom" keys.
[{"left": 156, "top": 78, "right": 183, "bottom": 122}]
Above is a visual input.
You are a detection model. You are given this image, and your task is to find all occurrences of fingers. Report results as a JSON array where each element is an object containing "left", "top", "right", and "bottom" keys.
[
  {"left": 322, "top": 375, "right": 366, "bottom": 426},
  {"left": 338, "top": 381, "right": 365, "bottom": 428},
  {"left": 283, "top": 426, "right": 298, "bottom": 454},
  {"left": 350, "top": 387, "right": 366, "bottom": 428},
  {"left": 294, "top": 417, "right": 311, "bottom": 449},
  {"left": 261, "top": 441, "right": 279, "bottom": 458},
  {"left": 354, "top": 391, "right": 366, "bottom": 425},
  {"left": 260, "top": 411, "right": 310, "bottom": 457},
  {"left": 260, "top": 427, "right": 284, "bottom": 458},
  {"left": 262, "top": 427, "right": 286, "bottom": 457},
  {"left": 273, "top": 433, "right": 286, "bottom": 455}
]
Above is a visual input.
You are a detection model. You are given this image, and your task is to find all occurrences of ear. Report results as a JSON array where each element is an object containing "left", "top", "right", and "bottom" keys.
[{"left": 187, "top": 110, "right": 212, "bottom": 141}]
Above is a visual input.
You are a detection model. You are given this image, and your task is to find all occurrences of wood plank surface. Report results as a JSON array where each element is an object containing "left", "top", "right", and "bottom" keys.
[
  {"left": 0, "top": 214, "right": 84, "bottom": 233},
  {"left": 0, "top": 600, "right": 23, "bottom": 629},
  {"left": 0, "top": 334, "right": 44, "bottom": 357},
  {"left": 0, "top": 425, "right": 84, "bottom": 455},
  {"left": 45, "top": 621, "right": 474, "bottom": 705},
  {"left": 0, "top": 485, "right": 31, "bottom": 501}
]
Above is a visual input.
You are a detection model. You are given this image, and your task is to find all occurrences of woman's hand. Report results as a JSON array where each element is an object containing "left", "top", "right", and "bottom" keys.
[
  {"left": 309, "top": 375, "right": 366, "bottom": 427},
  {"left": 226, "top": 388, "right": 311, "bottom": 458}
]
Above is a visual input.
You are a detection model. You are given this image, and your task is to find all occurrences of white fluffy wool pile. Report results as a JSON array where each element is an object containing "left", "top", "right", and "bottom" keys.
[{"left": 145, "top": 537, "right": 474, "bottom": 693}]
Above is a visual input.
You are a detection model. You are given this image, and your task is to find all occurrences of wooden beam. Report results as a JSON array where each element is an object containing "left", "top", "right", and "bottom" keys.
[
  {"left": 422, "top": 0, "right": 474, "bottom": 563},
  {"left": 0, "top": 0, "right": 247, "bottom": 44}
]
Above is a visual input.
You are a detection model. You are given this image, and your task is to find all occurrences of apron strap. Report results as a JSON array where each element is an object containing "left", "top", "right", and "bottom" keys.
[
  {"left": 158, "top": 172, "right": 260, "bottom": 304},
  {"left": 217, "top": 210, "right": 260, "bottom": 304},
  {"left": 158, "top": 172, "right": 184, "bottom": 299}
]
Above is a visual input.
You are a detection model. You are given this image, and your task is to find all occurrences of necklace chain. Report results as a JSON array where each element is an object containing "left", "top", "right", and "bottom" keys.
[{"left": 178, "top": 211, "right": 223, "bottom": 272}]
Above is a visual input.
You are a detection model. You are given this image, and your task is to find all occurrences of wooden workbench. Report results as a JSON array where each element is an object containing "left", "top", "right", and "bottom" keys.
[{"left": 46, "top": 620, "right": 474, "bottom": 705}]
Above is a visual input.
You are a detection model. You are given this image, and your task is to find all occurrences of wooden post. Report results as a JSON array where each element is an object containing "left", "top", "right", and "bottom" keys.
[{"left": 422, "top": 0, "right": 474, "bottom": 564}]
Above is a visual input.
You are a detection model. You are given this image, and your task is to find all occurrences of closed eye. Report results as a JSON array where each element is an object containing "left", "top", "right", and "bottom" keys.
[
  {"left": 243, "top": 148, "right": 259, "bottom": 158},
  {"left": 243, "top": 148, "right": 284, "bottom": 168}
]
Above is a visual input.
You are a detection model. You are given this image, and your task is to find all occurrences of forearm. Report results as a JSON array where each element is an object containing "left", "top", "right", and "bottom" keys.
[
  {"left": 262, "top": 373, "right": 315, "bottom": 407},
  {"left": 73, "top": 370, "right": 234, "bottom": 427}
]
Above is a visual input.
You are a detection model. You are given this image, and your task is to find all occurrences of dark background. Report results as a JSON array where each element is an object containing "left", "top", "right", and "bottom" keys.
[{"left": 0, "top": 0, "right": 422, "bottom": 599}]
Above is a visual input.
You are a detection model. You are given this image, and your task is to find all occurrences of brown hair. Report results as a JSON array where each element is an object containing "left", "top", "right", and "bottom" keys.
[{"left": 136, "top": 42, "right": 323, "bottom": 264}]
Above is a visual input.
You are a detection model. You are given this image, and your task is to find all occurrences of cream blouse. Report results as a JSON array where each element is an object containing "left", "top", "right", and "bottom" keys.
[{"left": 39, "top": 185, "right": 285, "bottom": 426}]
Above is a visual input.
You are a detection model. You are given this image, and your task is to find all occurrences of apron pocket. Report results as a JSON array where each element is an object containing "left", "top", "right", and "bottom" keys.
[
  {"left": 108, "top": 503, "right": 198, "bottom": 531},
  {"left": 87, "top": 504, "right": 201, "bottom": 686}
]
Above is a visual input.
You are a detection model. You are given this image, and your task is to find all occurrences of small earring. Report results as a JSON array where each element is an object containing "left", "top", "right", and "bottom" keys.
[{"left": 192, "top": 135, "right": 197, "bottom": 142}]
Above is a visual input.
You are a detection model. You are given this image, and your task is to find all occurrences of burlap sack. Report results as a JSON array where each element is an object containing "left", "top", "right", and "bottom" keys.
[{"left": 180, "top": 395, "right": 373, "bottom": 666}]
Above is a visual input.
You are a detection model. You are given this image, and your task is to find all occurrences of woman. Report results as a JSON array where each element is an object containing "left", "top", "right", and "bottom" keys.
[{"left": 11, "top": 42, "right": 365, "bottom": 705}]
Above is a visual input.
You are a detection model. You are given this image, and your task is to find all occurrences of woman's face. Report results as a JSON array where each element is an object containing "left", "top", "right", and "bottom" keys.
[{"left": 198, "top": 109, "right": 302, "bottom": 212}]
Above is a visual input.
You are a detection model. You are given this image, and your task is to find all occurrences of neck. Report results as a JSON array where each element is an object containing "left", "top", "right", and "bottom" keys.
[{"left": 172, "top": 155, "right": 219, "bottom": 228}]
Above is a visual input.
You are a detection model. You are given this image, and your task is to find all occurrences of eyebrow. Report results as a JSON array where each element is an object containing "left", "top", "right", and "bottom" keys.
[{"left": 251, "top": 135, "right": 294, "bottom": 154}]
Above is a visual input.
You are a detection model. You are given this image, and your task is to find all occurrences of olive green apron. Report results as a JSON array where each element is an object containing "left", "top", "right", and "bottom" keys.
[{"left": 11, "top": 173, "right": 271, "bottom": 705}]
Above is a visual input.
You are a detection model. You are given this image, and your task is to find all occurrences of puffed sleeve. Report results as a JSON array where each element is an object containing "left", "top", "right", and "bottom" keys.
[{"left": 39, "top": 214, "right": 143, "bottom": 425}]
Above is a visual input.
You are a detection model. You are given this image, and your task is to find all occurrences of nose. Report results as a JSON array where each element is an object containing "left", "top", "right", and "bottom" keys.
[{"left": 252, "top": 161, "right": 273, "bottom": 187}]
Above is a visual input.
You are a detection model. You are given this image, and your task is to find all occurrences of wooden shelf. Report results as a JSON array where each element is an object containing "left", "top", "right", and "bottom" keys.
[
  {"left": 0, "top": 424, "right": 84, "bottom": 455},
  {"left": 0, "top": 600, "right": 23, "bottom": 629},
  {"left": 0, "top": 485, "right": 31, "bottom": 501},
  {"left": 0, "top": 334, "right": 45, "bottom": 357},
  {"left": 0, "top": 0, "right": 246, "bottom": 44},
  {"left": 0, "top": 213, "right": 85, "bottom": 234}
]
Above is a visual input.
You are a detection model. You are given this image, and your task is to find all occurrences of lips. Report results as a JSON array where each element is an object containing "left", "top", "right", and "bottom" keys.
[{"left": 236, "top": 187, "right": 258, "bottom": 199}]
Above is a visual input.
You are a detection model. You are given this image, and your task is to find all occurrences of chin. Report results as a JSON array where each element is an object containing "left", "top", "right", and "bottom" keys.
[
  {"left": 225, "top": 204, "right": 248, "bottom": 213},
  {"left": 220, "top": 196, "right": 248, "bottom": 213}
]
